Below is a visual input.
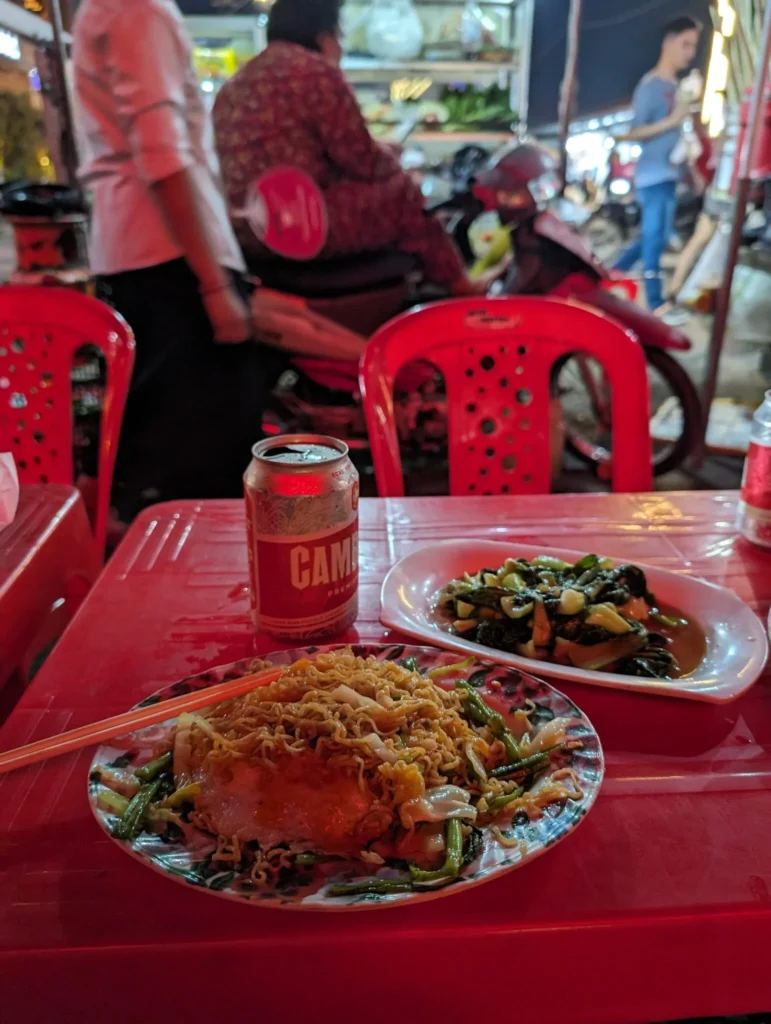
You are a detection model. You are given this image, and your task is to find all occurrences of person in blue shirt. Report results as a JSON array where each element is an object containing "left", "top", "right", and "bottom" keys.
[{"left": 614, "top": 15, "right": 701, "bottom": 311}]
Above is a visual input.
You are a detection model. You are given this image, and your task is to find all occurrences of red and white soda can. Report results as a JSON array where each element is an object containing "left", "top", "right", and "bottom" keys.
[
  {"left": 738, "top": 391, "right": 771, "bottom": 549},
  {"left": 244, "top": 435, "right": 360, "bottom": 640}
]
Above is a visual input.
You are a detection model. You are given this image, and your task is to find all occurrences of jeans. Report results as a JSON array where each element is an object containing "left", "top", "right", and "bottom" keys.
[{"left": 614, "top": 180, "right": 677, "bottom": 310}]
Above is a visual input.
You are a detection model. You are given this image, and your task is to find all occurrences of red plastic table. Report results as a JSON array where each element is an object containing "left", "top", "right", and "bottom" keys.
[
  {"left": 0, "top": 485, "right": 99, "bottom": 711},
  {"left": 2, "top": 493, "right": 771, "bottom": 1024}
]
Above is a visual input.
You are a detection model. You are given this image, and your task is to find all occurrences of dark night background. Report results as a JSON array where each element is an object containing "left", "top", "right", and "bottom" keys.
[
  {"left": 528, "top": 0, "right": 713, "bottom": 124},
  {"left": 167, "top": 0, "right": 714, "bottom": 126}
]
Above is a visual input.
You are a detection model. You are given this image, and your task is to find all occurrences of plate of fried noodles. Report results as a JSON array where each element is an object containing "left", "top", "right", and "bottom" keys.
[{"left": 89, "top": 645, "right": 603, "bottom": 909}]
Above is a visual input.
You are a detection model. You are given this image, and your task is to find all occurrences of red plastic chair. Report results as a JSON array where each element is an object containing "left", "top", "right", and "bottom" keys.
[
  {"left": 0, "top": 287, "right": 135, "bottom": 552},
  {"left": 360, "top": 296, "right": 653, "bottom": 497}
]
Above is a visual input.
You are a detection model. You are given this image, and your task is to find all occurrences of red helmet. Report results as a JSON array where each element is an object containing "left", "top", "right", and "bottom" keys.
[{"left": 473, "top": 142, "right": 560, "bottom": 221}]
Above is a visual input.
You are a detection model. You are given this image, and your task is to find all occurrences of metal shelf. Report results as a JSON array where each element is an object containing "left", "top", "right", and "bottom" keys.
[
  {"left": 342, "top": 56, "right": 517, "bottom": 82},
  {"left": 409, "top": 129, "right": 511, "bottom": 142},
  {"left": 410, "top": 0, "right": 518, "bottom": 5}
]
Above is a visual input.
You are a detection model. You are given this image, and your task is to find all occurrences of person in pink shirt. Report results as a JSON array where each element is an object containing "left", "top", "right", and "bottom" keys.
[{"left": 73, "top": 0, "right": 269, "bottom": 520}]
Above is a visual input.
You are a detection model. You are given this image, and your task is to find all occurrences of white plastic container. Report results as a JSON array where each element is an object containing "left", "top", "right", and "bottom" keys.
[
  {"left": 738, "top": 390, "right": 771, "bottom": 548},
  {"left": 366, "top": 0, "right": 424, "bottom": 61}
]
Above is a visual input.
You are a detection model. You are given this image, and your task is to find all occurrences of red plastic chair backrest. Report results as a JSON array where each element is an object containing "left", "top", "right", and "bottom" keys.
[
  {"left": 360, "top": 296, "right": 653, "bottom": 498},
  {"left": 0, "top": 287, "right": 135, "bottom": 552}
]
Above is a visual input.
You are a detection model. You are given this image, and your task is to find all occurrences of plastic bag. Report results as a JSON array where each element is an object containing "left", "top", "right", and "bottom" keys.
[{"left": 0, "top": 453, "right": 19, "bottom": 532}]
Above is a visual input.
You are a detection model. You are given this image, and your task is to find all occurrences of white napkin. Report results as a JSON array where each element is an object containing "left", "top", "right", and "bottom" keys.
[{"left": 0, "top": 453, "right": 19, "bottom": 531}]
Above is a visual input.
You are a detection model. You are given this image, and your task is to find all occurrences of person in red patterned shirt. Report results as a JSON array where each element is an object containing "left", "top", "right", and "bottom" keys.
[{"left": 213, "top": 0, "right": 483, "bottom": 295}]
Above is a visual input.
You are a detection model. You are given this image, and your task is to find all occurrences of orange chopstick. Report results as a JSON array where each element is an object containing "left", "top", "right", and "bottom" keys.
[{"left": 0, "top": 665, "right": 284, "bottom": 776}]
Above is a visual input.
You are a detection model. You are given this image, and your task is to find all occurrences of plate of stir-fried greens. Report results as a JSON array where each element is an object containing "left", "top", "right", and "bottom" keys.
[{"left": 380, "top": 540, "right": 768, "bottom": 703}]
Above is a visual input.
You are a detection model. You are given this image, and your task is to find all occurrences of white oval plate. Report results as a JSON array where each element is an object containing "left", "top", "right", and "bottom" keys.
[
  {"left": 380, "top": 540, "right": 768, "bottom": 704},
  {"left": 88, "top": 645, "right": 603, "bottom": 910}
]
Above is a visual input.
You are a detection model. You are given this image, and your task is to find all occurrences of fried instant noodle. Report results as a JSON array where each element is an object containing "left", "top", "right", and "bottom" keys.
[{"left": 160, "top": 651, "right": 583, "bottom": 886}]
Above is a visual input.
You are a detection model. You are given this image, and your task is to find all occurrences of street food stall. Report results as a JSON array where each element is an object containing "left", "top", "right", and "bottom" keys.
[{"left": 183, "top": 0, "right": 533, "bottom": 158}]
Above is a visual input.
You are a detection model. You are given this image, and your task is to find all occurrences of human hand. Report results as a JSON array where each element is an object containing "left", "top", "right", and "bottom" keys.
[
  {"left": 668, "top": 98, "right": 692, "bottom": 128},
  {"left": 202, "top": 286, "right": 253, "bottom": 344}
]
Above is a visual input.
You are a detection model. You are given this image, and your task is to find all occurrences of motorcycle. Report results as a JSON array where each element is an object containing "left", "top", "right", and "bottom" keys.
[
  {"left": 245, "top": 142, "right": 701, "bottom": 477},
  {"left": 456, "top": 141, "right": 702, "bottom": 477}
]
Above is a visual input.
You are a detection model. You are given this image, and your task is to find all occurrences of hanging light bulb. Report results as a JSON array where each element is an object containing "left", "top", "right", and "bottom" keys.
[{"left": 721, "top": 5, "right": 737, "bottom": 38}]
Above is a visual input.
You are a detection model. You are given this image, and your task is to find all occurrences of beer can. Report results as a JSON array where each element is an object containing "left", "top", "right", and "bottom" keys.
[{"left": 244, "top": 434, "right": 360, "bottom": 640}]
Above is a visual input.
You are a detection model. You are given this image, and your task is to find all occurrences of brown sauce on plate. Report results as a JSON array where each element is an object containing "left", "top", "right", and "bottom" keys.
[{"left": 648, "top": 604, "right": 707, "bottom": 678}]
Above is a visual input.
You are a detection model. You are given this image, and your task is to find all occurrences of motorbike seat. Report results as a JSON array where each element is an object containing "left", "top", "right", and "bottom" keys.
[{"left": 245, "top": 249, "right": 418, "bottom": 299}]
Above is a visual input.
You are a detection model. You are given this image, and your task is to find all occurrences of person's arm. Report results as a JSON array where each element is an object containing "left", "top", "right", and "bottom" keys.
[
  {"left": 151, "top": 170, "right": 251, "bottom": 343},
  {"left": 615, "top": 81, "right": 688, "bottom": 143},
  {"left": 313, "top": 60, "right": 401, "bottom": 182},
  {"left": 108, "top": 10, "right": 250, "bottom": 341}
]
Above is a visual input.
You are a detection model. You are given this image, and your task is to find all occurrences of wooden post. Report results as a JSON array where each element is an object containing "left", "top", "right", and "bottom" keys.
[
  {"left": 558, "top": 0, "right": 583, "bottom": 190},
  {"left": 48, "top": 0, "right": 79, "bottom": 184}
]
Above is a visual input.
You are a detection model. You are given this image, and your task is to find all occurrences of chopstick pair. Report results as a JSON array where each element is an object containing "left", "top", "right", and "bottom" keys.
[{"left": 0, "top": 665, "right": 284, "bottom": 776}]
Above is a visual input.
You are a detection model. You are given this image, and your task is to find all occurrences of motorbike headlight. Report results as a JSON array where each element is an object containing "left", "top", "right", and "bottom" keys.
[
  {"left": 495, "top": 188, "right": 534, "bottom": 210},
  {"left": 609, "top": 179, "right": 632, "bottom": 196}
]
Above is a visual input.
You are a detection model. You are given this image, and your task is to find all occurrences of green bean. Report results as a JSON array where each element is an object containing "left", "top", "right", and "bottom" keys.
[
  {"left": 486, "top": 787, "right": 524, "bottom": 812},
  {"left": 295, "top": 852, "right": 340, "bottom": 867},
  {"left": 410, "top": 818, "right": 463, "bottom": 884},
  {"left": 111, "top": 776, "right": 164, "bottom": 839},
  {"left": 296, "top": 852, "right": 320, "bottom": 867},
  {"left": 649, "top": 611, "right": 686, "bottom": 629},
  {"left": 134, "top": 752, "right": 172, "bottom": 782},
  {"left": 456, "top": 681, "right": 520, "bottom": 761},
  {"left": 327, "top": 878, "right": 414, "bottom": 897},
  {"left": 427, "top": 657, "right": 475, "bottom": 680},
  {"left": 489, "top": 751, "right": 551, "bottom": 779}
]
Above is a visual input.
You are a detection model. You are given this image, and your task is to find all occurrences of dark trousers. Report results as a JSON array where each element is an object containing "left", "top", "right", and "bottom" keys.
[{"left": 97, "top": 259, "right": 267, "bottom": 521}]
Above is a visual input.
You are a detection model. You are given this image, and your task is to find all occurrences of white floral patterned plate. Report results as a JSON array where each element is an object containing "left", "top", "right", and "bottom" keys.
[{"left": 88, "top": 644, "right": 604, "bottom": 910}]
